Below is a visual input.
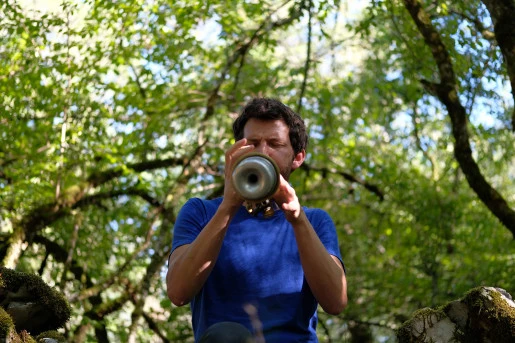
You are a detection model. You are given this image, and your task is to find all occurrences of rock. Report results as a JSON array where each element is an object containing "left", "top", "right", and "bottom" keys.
[
  {"left": 397, "top": 286, "right": 515, "bottom": 343},
  {"left": 0, "top": 267, "right": 71, "bottom": 342},
  {"left": 0, "top": 306, "right": 18, "bottom": 342}
]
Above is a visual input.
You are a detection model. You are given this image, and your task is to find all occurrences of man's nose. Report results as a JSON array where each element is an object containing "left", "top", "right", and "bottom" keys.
[{"left": 253, "top": 143, "right": 268, "bottom": 155}]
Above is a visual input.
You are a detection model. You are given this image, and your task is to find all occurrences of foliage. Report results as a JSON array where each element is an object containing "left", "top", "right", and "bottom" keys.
[{"left": 0, "top": 0, "right": 514, "bottom": 341}]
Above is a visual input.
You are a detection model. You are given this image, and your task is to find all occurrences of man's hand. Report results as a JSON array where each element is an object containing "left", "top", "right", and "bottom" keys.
[
  {"left": 221, "top": 138, "right": 255, "bottom": 210},
  {"left": 273, "top": 175, "right": 302, "bottom": 222}
]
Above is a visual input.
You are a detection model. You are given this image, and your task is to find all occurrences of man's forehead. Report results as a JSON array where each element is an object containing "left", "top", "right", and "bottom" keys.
[
  {"left": 243, "top": 118, "right": 288, "bottom": 131},
  {"left": 244, "top": 132, "right": 284, "bottom": 140},
  {"left": 243, "top": 127, "right": 287, "bottom": 139}
]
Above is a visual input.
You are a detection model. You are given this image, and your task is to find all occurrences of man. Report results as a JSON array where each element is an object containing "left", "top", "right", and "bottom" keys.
[{"left": 167, "top": 98, "right": 347, "bottom": 342}]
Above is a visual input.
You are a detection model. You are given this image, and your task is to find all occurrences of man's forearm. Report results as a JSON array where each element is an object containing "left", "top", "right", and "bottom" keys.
[{"left": 290, "top": 209, "right": 347, "bottom": 315}]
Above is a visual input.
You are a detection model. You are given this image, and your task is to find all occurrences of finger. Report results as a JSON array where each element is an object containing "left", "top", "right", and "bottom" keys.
[
  {"left": 227, "top": 139, "right": 255, "bottom": 164},
  {"left": 233, "top": 138, "right": 248, "bottom": 149},
  {"left": 227, "top": 139, "right": 252, "bottom": 155}
]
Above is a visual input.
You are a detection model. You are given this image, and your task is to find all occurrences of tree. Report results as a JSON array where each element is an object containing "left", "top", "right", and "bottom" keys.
[{"left": 0, "top": 0, "right": 513, "bottom": 341}]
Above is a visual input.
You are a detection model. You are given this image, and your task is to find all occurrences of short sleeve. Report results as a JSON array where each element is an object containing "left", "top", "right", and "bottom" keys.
[{"left": 171, "top": 198, "right": 209, "bottom": 252}]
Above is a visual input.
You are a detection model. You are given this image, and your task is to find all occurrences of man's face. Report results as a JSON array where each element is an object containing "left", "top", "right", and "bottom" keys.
[{"left": 243, "top": 118, "right": 303, "bottom": 180}]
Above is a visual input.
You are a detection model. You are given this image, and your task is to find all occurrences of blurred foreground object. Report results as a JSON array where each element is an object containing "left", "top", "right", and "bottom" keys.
[{"left": 0, "top": 267, "right": 70, "bottom": 342}]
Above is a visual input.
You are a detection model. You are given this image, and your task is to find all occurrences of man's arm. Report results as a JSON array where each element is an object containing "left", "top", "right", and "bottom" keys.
[
  {"left": 166, "top": 139, "right": 254, "bottom": 306},
  {"left": 290, "top": 209, "right": 347, "bottom": 315},
  {"left": 275, "top": 178, "right": 347, "bottom": 315},
  {"left": 166, "top": 201, "right": 239, "bottom": 306}
]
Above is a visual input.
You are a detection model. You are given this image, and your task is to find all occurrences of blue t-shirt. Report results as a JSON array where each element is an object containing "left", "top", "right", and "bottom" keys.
[{"left": 171, "top": 197, "right": 343, "bottom": 343}]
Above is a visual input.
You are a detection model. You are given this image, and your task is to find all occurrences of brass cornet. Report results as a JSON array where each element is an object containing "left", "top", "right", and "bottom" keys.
[{"left": 231, "top": 152, "right": 280, "bottom": 217}]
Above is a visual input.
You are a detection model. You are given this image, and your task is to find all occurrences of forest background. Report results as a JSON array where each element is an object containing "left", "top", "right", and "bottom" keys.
[{"left": 1, "top": 0, "right": 514, "bottom": 342}]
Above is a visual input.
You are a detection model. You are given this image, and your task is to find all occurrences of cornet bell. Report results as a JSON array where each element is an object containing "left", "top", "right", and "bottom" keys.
[{"left": 232, "top": 153, "right": 280, "bottom": 202}]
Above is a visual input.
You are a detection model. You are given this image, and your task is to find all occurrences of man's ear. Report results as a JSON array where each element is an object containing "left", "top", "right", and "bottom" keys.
[{"left": 291, "top": 149, "right": 306, "bottom": 170}]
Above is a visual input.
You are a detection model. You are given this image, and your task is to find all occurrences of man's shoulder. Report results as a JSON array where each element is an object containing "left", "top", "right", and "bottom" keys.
[
  {"left": 186, "top": 196, "right": 223, "bottom": 206},
  {"left": 303, "top": 206, "right": 330, "bottom": 217},
  {"left": 184, "top": 197, "right": 222, "bottom": 211},
  {"left": 303, "top": 207, "right": 335, "bottom": 228}
]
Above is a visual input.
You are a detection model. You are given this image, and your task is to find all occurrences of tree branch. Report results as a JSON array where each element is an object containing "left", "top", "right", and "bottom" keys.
[
  {"left": 0, "top": 156, "right": 180, "bottom": 267},
  {"left": 300, "top": 163, "right": 384, "bottom": 201},
  {"left": 297, "top": 0, "right": 312, "bottom": 114},
  {"left": 204, "top": 0, "right": 305, "bottom": 121},
  {"left": 403, "top": 0, "right": 515, "bottom": 237},
  {"left": 480, "top": 0, "right": 515, "bottom": 131},
  {"left": 142, "top": 311, "right": 171, "bottom": 343},
  {"left": 448, "top": 9, "right": 495, "bottom": 41},
  {"left": 87, "top": 156, "right": 186, "bottom": 187},
  {"left": 32, "top": 234, "right": 94, "bottom": 289}
]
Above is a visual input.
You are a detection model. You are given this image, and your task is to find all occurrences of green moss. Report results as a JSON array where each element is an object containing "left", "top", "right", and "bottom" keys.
[
  {"left": 0, "top": 306, "right": 15, "bottom": 335},
  {"left": 35, "top": 330, "right": 66, "bottom": 342},
  {"left": 395, "top": 287, "right": 515, "bottom": 343},
  {"left": 19, "top": 330, "right": 37, "bottom": 343},
  {"left": 0, "top": 267, "right": 71, "bottom": 333},
  {"left": 0, "top": 307, "right": 22, "bottom": 342},
  {"left": 460, "top": 287, "right": 515, "bottom": 342}
]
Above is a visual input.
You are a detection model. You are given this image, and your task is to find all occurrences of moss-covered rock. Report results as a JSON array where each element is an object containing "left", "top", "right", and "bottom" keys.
[
  {"left": 0, "top": 306, "right": 19, "bottom": 342},
  {"left": 397, "top": 286, "right": 515, "bottom": 343},
  {"left": 457, "top": 287, "right": 515, "bottom": 342},
  {"left": 19, "top": 330, "right": 38, "bottom": 343},
  {"left": 0, "top": 267, "right": 71, "bottom": 336},
  {"left": 35, "top": 330, "right": 67, "bottom": 343}
]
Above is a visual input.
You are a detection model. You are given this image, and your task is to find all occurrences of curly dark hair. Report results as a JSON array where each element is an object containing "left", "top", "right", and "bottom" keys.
[{"left": 232, "top": 98, "right": 308, "bottom": 154}]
